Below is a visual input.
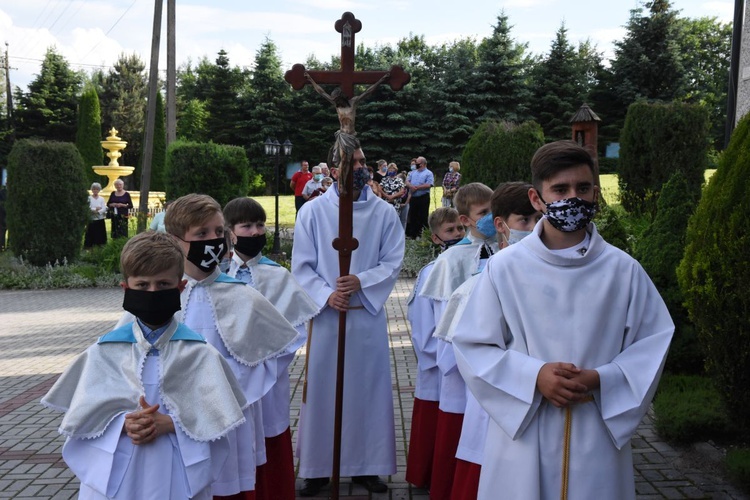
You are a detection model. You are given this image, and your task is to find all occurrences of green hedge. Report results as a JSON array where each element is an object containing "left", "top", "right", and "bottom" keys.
[
  {"left": 164, "top": 140, "right": 250, "bottom": 207},
  {"left": 635, "top": 170, "right": 703, "bottom": 374},
  {"left": 6, "top": 140, "right": 89, "bottom": 266},
  {"left": 461, "top": 120, "right": 544, "bottom": 188},
  {"left": 618, "top": 101, "right": 709, "bottom": 214},
  {"left": 678, "top": 112, "right": 750, "bottom": 435}
]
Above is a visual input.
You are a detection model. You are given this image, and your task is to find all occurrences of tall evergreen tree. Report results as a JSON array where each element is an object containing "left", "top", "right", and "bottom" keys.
[
  {"left": 474, "top": 12, "right": 533, "bottom": 124},
  {"left": 241, "top": 39, "right": 291, "bottom": 185},
  {"left": 97, "top": 53, "right": 148, "bottom": 188},
  {"left": 15, "top": 48, "right": 82, "bottom": 142},
  {"left": 530, "top": 24, "right": 585, "bottom": 141},
  {"left": 75, "top": 85, "right": 103, "bottom": 184},
  {"left": 151, "top": 91, "right": 167, "bottom": 191},
  {"left": 609, "top": 0, "right": 685, "bottom": 132},
  {"left": 204, "top": 50, "right": 245, "bottom": 146}
]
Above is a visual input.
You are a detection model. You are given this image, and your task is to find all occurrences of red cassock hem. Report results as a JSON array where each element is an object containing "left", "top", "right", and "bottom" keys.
[
  {"left": 429, "top": 409, "right": 464, "bottom": 500},
  {"left": 405, "top": 397, "right": 440, "bottom": 488},
  {"left": 451, "top": 458, "right": 481, "bottom": 500},
  {"left": 254, "top": 427, "right": 295, "bottom": 500}
]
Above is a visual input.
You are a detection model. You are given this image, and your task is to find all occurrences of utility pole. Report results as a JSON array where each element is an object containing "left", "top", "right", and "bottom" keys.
[
  {"left": 166, "top": 0, "right": 176, "bottom": 145},
  {"left": 4, "top": 42, "right": 14, "bottom": 129},
  {"left": 138, "top": 0, "right": 163, "bottom": 234}
]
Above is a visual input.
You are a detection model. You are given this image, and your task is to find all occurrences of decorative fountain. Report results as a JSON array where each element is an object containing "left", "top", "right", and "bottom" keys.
[
  {"left": 93, "top": 128, "right": 134, "bottom": 196},
  {"left": 92, "top": 127, "right": 165, "bottom": 211}
]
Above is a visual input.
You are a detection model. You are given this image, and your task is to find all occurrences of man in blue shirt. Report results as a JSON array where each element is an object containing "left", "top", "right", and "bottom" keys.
[{"left": 406, "top": 156, "right": 434, "bottom": 239}]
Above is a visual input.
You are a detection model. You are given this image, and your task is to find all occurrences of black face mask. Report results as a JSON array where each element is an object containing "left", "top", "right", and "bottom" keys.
[
  {"left": 436, "top": 236, "right": 463, "bottom": 251},
  {"left": 234, "top": 233, "right": 266, "bottom": 259},
  {"left": 185, "top": 237, "right": 227, "bottom": 273},
  {"left": 123, "top": 287, "right": 181, "bottom": 327}
]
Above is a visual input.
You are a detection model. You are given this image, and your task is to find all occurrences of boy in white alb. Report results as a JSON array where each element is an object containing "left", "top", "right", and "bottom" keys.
[
  {"left": 165, "top": 194, "right": 301, "bottom": 499},
  {"left": 432, "top": 182, "right": 541, "bottom": 500},
  {"left": 453, "top": 141, "right": 674, "bottom": 499},
  {"left": 223, "top": 197, "right": 317, "bottom": 500},
  {"left": 404, "top": 207, "right": 465, "bottom": 489},
  {"left": 42, "top": 231, "right": 248, "bottom": 500},
  {"left": 418, "top": 183, "right": 498, "bottom": 500}
]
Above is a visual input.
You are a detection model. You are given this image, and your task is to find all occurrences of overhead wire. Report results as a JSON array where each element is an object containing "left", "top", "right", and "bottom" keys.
[{"left": 79, "top": 0, "right": 139, "bottom": 61}]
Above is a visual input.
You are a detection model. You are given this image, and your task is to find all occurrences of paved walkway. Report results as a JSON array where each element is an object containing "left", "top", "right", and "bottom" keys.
[{"left": 0, "top": 277, "right": 746, "bottom": 499}]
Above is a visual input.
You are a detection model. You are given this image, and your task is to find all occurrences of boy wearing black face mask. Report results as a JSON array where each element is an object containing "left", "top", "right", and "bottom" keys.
[
  {"left": 405, "top": 207, "right": 464, "bottom": 490},
  {"left": 223, "top": 196, "right": 316, "bottom": 500},
  {"left": 42, "top": 231, "right": 248, "bottom": 499},
  {"left": 452, "top": 141, "right": 674, "bottom": 499},
  {"left": 160, "top": 194, "right": 301, "bottom": 499}
]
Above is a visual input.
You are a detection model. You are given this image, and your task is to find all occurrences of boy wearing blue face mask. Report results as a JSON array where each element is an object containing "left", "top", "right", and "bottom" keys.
[
  {"left": 43, "top": 231, "right": 248, "bottom": 499},
  {"left": 417, "top": 182, "right": 497, "bottom": 500},
  {"left": 452, "top": 141, "right": 674, "bottom": 499},
  {"left": 223, "top": 196, "right": 317, "bottom": 500},
  {"left": 405, "top": 207, "right": 464, "bottom": 490},
  {"left": 432, "top": 181, "right": 541, "bottom": 500},
  {"left": 161, "top": 194, "right": 301, "bottom": 499}
]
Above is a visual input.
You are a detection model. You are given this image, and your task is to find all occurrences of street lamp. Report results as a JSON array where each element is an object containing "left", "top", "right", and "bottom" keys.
[{"left": 264, "top": 137, "right": 292, "bottom": 255}]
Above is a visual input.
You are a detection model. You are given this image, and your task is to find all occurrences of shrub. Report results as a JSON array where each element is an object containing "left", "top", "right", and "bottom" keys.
[
  {"left": 678, "top": 112, "right": 750, "bottom": 434},
  {"left": 78, "top": 236, "right": 130, "bottom": 274},
  {"left": 635, "top": 170, "right": 703, "bottom": 374},
  {"left": 726, "top": 448, "right": 750, "bottom": 491},
  {"left": 618, "top": 101, "right": 710, "bottom": 214},
  {"left": 6, "top": 140, "right": 89, "bottom": 266},
  {"left": 0, "top": 252, "right": 120, "bottom": 289},
  {"left": 598, "top": 156, "right": 618, "bottom": 175},
  {"left": 594, "top": 204, "right": 630, "bottom": 254},
  {"left": 653, "top": 374, "right": 735, "bottom": 444},
  {"left": 461, "top": 120, "right": 544, "bottom": 188},
  {"left": 401, "top": 227, "right": 439, "bottom": 277},
  {"left": 164, "top": 140, "right": 250, "bottom": 207}
]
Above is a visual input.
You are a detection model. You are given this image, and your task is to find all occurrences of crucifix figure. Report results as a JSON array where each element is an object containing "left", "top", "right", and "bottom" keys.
[{"left": 286, "top": 12, "right": 409, "bottom": 500}]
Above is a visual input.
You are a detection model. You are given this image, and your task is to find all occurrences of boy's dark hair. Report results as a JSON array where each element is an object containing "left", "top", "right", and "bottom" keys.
[
  {"left": 530, "top": 140, "right": 595, "bottom": 191},
  {"left": 224, "top": 197, "right": 266, "bottom": 227},
  {"left": 165, "top": 194, "right": 222, "bottom": 238},
  {"left": 453, "top": 182, "right": 493, "bottom": 216},
  {"left": 491, "top": 182, "right": 536, "bottom": 219},
  {"left": 428, "top": 207, "right": 460, "bottom": 234},
  {"left": 120, "top": 231, "right": 184, "bottom": 280}
]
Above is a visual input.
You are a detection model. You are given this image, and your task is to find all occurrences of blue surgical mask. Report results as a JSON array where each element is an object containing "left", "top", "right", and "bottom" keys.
[
  {"left": 314, "top": 174, "right": 323, "bottom": 182},
  {"left": 475, "top": 213, "right": 496, "bottom": 239},
  {"left": 410, "top": 164, "right": 416, "bottom": 171}
]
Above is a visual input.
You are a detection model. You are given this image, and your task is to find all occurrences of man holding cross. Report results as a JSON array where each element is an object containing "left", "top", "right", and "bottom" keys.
[{"left": 292, "top": 142, "right": 404, "bottom": 496}]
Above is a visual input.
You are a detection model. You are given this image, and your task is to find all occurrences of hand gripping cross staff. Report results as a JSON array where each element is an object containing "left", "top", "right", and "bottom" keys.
[{"left": 286, "top": 12, "right": 409, "bottom": 499}]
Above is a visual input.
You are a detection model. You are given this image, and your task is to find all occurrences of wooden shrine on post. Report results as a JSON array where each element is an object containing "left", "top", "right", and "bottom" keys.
[{"left": 284, "top": 12, "right": 410, "bottom": 500}]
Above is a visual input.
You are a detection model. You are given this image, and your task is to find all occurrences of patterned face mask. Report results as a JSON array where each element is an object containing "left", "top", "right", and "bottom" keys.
[
  {"left": 541, "top": 196, "right": 597, "bottom": 232},
  {"left": 353, "top": 167, "right": 371, "bottom": 192}
]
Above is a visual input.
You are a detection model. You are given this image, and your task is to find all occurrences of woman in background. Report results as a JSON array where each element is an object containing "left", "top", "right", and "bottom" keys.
[
  {"left": 84, "top": 182, "right": 107, "bottom": 248},
  {"left": 106, "top": 178, "right": 133, "bottom": 239},
  {"left": 441, "top": 161, "right": 461, "bottom": 207}
]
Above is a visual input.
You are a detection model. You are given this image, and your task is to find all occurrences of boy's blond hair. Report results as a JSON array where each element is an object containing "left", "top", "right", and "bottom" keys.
[
  {"left": 428, "top": 207, "right": 460, "bottom": 234},
  {"left": 165, "top": 194, "right": 222, "bottom": 238},
  {"left": 453, "top": 182, "right": 493, "bottom": 216},
  {"left": 120, "top": 231, "right": 184, "bottom": 280}
]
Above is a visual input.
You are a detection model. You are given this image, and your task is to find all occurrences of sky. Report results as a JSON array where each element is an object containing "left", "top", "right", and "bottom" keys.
[{"left": 0, "top": 0, "right": 737, "bottom": 93}]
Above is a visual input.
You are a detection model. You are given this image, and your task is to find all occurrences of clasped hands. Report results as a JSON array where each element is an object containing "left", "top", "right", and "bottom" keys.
[
  {"left": 327, "top": 274, "right": 361, "bottom": 312},
  {"left": 123, "top": 395, "right": 175, "bottom": 445},
  {"left": 536, "top": 362, "right": 600, "bottom": 408}
]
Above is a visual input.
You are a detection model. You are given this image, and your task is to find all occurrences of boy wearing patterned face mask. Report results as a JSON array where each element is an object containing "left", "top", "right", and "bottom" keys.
[
  {"left": 405, "top": 207, "right": 464, "bottom": 490},
  {"left": 433, "top": 181, "right": 541, "bottom": 500},
  {"left": 452, "top": 141, "right": 674, "bottom": 499},
  {"left": 43, "top": 231, "right": 248, "bottom": 499},
  {"left": 416, "top": 182, "right": 497, "bottom": 500},
  {"left": 158, "top": 193, "right": 301, "bottom": 499},
  {"left": 223, "top": 196, "right": 317, "bottom": 500}
]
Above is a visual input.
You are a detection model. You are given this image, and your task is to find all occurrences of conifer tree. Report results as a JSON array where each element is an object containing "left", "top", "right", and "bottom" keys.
[{"left": 75, "top": 86, "right": 104, "bottom": 184}]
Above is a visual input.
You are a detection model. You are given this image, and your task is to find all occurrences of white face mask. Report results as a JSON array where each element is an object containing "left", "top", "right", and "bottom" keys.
[
  {"left": 449, "top": 167, "right": 454, "bottom": 172},
  {"left": 502, "top": 221, "right": 533, "bottom": 245}
]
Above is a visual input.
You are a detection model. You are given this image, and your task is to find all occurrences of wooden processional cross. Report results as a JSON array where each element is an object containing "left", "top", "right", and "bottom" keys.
[{"left": 285, "top": 12, "right": 410, "bottom": 499}]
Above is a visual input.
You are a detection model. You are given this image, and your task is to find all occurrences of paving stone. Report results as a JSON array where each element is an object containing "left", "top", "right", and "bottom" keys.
[{"left": 1, "top": 281, "right": 748, "bottom": 499}]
